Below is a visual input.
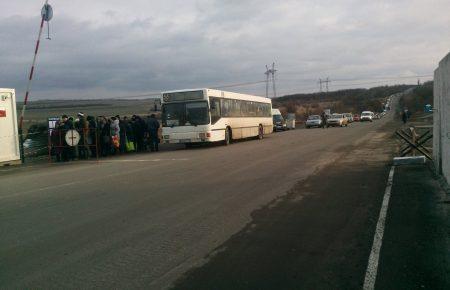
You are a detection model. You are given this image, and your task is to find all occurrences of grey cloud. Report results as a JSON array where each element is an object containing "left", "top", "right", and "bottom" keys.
[{"left": 1, "top": 0, "right": 449, "bottom": 100}]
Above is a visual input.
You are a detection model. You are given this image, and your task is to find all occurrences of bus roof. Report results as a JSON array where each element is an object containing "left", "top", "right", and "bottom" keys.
[{"left": 161, "top": 88, "right": 271, "bottom": 104}]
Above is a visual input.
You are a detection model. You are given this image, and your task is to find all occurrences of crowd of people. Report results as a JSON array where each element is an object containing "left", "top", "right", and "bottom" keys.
[{"left": 50, "top": 112, "right": 160, "bottom": 162}]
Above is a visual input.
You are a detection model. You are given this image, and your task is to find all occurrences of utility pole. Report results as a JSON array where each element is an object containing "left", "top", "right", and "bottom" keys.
[
  {"left": 265, "top": 65, "right": 270, "bottom": 98},
  {"left": 264, "top": 62, "right": 277, "bottom": 98},
  {"left": 318, "top": 77, "right": 331, "bottom": 92},
  {"left": 324, "top": 77, "right": 331, "bottom": 92}
]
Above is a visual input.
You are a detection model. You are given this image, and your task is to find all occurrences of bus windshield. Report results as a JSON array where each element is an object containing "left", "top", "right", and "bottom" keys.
[
  {"left": 162, "top": 101, "right": 209, "bottom": 127},
  {"left": 186, "top": 102, "right": 209, "bottom": 125}
]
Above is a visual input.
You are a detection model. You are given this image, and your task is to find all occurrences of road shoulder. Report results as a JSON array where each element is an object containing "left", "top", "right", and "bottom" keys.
[{"left": 376, "top": 164, "right": 450, "bottom": 289}]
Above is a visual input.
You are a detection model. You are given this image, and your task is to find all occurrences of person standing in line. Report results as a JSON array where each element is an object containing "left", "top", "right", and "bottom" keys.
[
  {"left": 146, "top": 114, "right": 160, "bottom": 152},
  {"left": 124, "top": 116, "right": 135, "bottom": 152},
  {"left": 59, "top": 114, "right": 71, "bottom": 161},
  {"left": 51, "top": 115, "right": 65, "bottom": 162},
  {"left": 101, "top": 117, "right": 111, "bottom": 156},
  {"left": 75, "top": 112, "right": 90, "bottom": 159},
  {"left": 117, "top": 115, "right": 127, "bottom": 154},
  {"left": 87, "top": 116, "right": 97, "bottom": 158},
  {"left": 96, "top": 116, "right": 104, "bottom": 156},
  {"left": 132, "top": 115, "right": 145, "bottom": 152},
  {"left": 138, "top": 116, "right": 147, "bottom": 151},
  {"left": 110, "top": 116, "right": 120, "bottom": 155},
  {"left": 131, "top": 115, "right": 138, "bottom": 151}
]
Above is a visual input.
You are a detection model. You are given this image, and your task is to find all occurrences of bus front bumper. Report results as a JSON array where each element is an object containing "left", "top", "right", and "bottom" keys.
[{"left": 162, "top": 132, "right": 212, "bottom": 144}]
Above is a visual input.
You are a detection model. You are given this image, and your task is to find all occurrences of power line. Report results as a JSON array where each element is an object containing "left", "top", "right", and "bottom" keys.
[
  {"left": 56, "top": 73, "right": 433, "bottom": 101},
  {"left": 276, "top": 75, "right": 434, "bottom": 97},
  {"left": 94, "top": 80, "right": 268, "bottom": 100},
  {"left": 282, "top": 74, "right": 433, "bottom": 83},
  {"left": 213, "top": 80, "right": 267, "bottom": 89}
]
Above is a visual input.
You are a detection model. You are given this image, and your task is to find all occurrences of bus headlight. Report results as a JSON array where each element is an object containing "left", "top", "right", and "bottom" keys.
[
  {"left": 164, "top": 135, "right": 170, "bottom": 139},
  {"left": 199, "top": 132, "right": 211, "bottom": 139}
]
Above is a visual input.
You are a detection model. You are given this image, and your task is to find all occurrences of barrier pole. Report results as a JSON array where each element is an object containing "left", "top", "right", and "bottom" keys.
[{"left": 18, "top": 0, "right": 49, "bottom": 163}]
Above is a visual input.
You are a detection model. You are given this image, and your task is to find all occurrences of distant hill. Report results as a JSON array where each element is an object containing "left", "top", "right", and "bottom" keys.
[
  {"left": 273, "top": 84, "right": 415, "bottom": 120},
  {"left": 17, "top": 98, "right": 161, "bottom": 131}
]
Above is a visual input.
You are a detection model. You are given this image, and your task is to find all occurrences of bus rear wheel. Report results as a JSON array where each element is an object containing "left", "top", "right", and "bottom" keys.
[
  {"left": 257, "top": 125, "right": 264, "bottom": 140},
  {"left": 224, "top": 128, "right": 231, "bottom": 145}
]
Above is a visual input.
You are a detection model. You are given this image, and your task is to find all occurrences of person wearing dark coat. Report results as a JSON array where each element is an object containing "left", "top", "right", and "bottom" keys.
[
  {"left": 124, "top": 116, "right": 134, "bottom": 151},
  {"left": 59, "top": 114, "right": 71, "bottom": 161},
  {"left": 118, "top": 115, "right": 127, "bottom": 153},
  {"left": 146, "top": 114, "right": 160, "bottom": 152},
  {"left": 75, "top": 112, "right": 90, "bottom": 159},
  {"left": 321, "top": 111, "right": 327, "bottom": 129},
  {"left": 99, "top": 117, "right": 111, "bottom": 157},
  {"left": 87, "top": 116, "right": 97, "bottom": 158},
  {"left": 132, "top": 115, "right": 146, "bottom": 152},
  {"left": 51, "top": 116, "right": 65, "bottom": 162}
]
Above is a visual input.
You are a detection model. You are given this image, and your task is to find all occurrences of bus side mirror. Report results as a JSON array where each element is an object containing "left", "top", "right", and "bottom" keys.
[{"left": 211, "top": 102, "right": 216, "bottom": 110}]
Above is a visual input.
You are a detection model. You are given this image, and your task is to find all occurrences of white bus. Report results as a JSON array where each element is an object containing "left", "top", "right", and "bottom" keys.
[{"left": 161, "top": 88, "right": 273, "bottom": 146}]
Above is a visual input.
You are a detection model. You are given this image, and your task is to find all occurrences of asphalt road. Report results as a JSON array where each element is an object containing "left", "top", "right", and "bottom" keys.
[{"left": 1, "top": 114, "right": 397, "bottom": 289}]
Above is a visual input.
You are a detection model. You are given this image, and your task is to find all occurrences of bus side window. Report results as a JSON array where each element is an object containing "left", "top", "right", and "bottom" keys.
[{"left": 210, "top": 97, "right": 221, "bottom": 124}]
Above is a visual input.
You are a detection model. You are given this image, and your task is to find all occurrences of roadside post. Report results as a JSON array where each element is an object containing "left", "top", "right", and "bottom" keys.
[{"left": 47, "top": 116, "right": 59, "bottom": 162}]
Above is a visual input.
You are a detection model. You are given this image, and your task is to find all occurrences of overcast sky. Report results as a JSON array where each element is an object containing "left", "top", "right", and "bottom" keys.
[{"left": 1, "top": 0, "right": 449, "bottom": 100}]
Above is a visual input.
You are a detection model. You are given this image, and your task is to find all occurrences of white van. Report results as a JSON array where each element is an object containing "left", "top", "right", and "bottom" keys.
[
  {"left": 360, "top": 111, "right": 374, "bottom": 122},
  {"left": 272, "top": 108, "right": 286, "bottom": 131}
]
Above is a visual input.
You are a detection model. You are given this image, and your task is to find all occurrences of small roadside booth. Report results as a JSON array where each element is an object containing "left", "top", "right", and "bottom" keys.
[
  {"left": 286, "top": 113, "right": 296, "bottom": 129},
  {"left": 0, "top": 88, "right": 21, "bottom": 165}
]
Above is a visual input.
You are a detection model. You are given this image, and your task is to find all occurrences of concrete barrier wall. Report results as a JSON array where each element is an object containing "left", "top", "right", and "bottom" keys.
[{"left": 434, "top": 52, "right": 450, "bottom": 182}]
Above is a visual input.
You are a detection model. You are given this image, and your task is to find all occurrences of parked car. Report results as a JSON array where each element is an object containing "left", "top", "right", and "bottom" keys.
[
  {"left": 360, "top": 111, "right": 374, "bottom": 122},
  {"left": 272, "top": 108, "right": 286, "bottom": 131},
  {"left": 353, "top": 114, "right": 360, "bottom": 122},
  {"left": 305, "top": 115, "right": 323, "bottom": 128},
  {"left": 343, "top": 113, "right": 353, "bottom": 123},
  {"left": 326, "top": 113, "right": 348, "bottom": 127}
]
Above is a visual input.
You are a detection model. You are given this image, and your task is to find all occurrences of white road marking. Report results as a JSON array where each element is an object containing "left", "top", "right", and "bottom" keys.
[{"left": 363, "top": 165, "right": 395, "bottom": 290}]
